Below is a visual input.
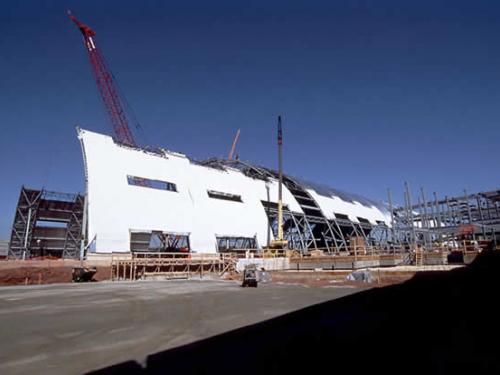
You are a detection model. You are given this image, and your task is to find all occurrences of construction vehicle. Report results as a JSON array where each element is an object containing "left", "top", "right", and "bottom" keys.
[
  {"left": 72, "top": 266, "right": 97, "bottom": 282},
  {"left": 241, "top": 264, "right": 258, "bottom": 287}
]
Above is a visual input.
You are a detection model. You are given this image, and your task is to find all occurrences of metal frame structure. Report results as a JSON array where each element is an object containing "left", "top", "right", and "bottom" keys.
[
  {"left": 200, "top": 159, "right": 499, "bottom": 255},
  {"left": 263, "top": 204, "right": 392, "bottom": 254},
  {"left": 0, "top": 240, "right": 10, "bottom": 259},
  {"left": 8, "top": 187, "right": 84, "bottom": 259},
  {"left": 391, "top": 185, "right": 499, "bottom": 251},
  {"left": 13, "top": 140, "right": 497, "bottom": 259},
  {"left": 197, "top": 157, "right": 395, "bottom": 255},
  {"left": 130, "top": 231, "right": 191, "bottom": 252},
  {"left": 216, "top": 236, "right": 258, "bottom": 252}
]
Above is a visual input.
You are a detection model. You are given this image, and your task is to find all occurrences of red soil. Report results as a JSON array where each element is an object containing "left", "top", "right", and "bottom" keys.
[{"left": 0, "top": 261, "right": 112, "bottom": 286}]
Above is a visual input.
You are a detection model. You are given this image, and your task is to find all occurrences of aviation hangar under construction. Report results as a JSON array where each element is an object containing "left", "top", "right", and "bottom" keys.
[
  {"left": 6, "top": 12, "right": 500, "bottom": 261},
  {"left": 9, "top": 127, "right": 392, "bottom": 257},
  {"left": 7, "top": 125, "right": 500, "bottom": 260}
]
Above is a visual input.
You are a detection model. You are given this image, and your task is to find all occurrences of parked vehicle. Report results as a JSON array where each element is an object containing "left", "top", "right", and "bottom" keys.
[{"left": 241, "top": 265, "right": 258, "bottom": 287}]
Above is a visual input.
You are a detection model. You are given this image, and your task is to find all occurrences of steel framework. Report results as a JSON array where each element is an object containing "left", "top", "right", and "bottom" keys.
[
  {"left": 197, "top": 159, "right": 500, "bottom": 255},
  {"left": 197, "top": 157, "right": 395, "bottom": 254},
  {"left": 390, "top": 185, "right": 499, "bottom": 251},
  {"left": 8, "top": 187, "right": 85, "bottom": 259}
]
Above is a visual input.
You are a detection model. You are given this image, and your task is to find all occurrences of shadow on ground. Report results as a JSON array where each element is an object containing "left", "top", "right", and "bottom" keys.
[{"left": 89, "top": 252, "right": 500, "bottom": 374}]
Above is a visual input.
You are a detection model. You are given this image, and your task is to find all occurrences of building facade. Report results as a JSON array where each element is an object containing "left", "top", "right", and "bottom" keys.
[{"left": 78, "top": 128, "right": 391, "bottom": 254}]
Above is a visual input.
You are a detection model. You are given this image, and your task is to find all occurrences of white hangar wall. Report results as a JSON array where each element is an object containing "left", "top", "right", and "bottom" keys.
[
  {"left": 78, "top": 129, "right": 391, "bottom": 254},
  {"left": 78, "top": 129, "right": 302, "bottom": 253},
  {"left": 308, "top": 191, "right": 389, "bottom": 225}
]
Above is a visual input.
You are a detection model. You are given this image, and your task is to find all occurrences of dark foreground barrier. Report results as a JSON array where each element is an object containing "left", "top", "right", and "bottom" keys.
[{"left": 89, "top": 251, "right": 500, "bottom": 375}]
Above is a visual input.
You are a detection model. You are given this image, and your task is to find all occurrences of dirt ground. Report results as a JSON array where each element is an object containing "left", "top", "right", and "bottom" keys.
[
  {"left": 269, "top": 269, "right": 417, "bottom": 288},
  {"left": 0, "top": 261, "right": 111, "bottom": 285},
  {"left": 0, "top": 259, "right": 452, "bottom": 287}
]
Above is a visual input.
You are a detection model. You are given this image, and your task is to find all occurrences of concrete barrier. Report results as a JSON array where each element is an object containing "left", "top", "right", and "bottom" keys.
[
  {"left": 424, "top": 252, "right": 448, "bottom": 265},
  {"left": 290, "top": 255, "right": 383, "bottom": 270},
  {"left": 236, "top": 258, "right": 290, "bottom": 272}
]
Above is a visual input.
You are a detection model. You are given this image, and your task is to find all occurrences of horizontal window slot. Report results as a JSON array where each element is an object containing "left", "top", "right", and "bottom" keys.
[
  {"left": 130, "top": 231, "right": 190, "bottom": 252},
  {"left": 334, "top": 213, "right": 350, "bottom": 221},
  {"left": 127, "top": 175, "right": 177, "bottom": 192},
  {"left": 208, "top": 190, "right": 242, "bottom": 202},
  {"left": 216, "top": 236, "right": 257, "bottom": 252},
  {"left": 357, "top": 217, "right": 371, "bottom": 225}
]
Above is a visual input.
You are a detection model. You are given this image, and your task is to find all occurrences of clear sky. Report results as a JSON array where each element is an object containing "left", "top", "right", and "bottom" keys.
[{"left": 1, "top": 0, "right": 499, "bottom": 238}]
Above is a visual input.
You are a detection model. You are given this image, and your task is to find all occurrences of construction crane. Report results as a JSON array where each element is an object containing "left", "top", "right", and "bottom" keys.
[
  {"left": 228, "top": 129, "right": 241, "bottom": 160},
  {"left": 270, "top": 115, "right": 288, "bottom": 250},
  {"left": 68, "top": 10, "right": 137, "bottom": 146}
]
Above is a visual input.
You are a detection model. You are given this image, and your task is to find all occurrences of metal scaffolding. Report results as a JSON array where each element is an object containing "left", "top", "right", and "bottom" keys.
[
  {"left": 198, "top": 157, "right": 399, "bottom": 255},
  {"left": 10, "top": 154, "right": 498, "bottom": 260},
  {"left": 200, "top": 159, "right": 499, "bottom": 255},
  {"left": 391, "top": 185, "right": 499, "bottom": 251},
  {"left": 8, "top": 187, "right": 85, "bottom": 259}
]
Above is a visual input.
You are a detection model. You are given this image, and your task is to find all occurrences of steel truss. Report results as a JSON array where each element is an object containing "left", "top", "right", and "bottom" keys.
[
  {"left": 197, "top": 157, "right": 394, "bottom": 254},
  {"left": 391, "top": 185, "right": 499, "bottom": 250},
  {"left": 263, "top": 206, "right": 390, "bottom": 254},
  {"left": 8, "top": 187, "right": 84, "bottom": 259}
]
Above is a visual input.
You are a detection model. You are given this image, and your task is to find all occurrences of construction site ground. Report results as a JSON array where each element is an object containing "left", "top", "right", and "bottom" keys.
[
  {"left": 0, "top": 259, "right": 111, "bottom": 286},
  {"left": 269, "top": 265, "right": 463, "bottom": 287},
  {"left": 0, "top": 258, "right": 464, "bottom": 287},
  {"left": 0, "top": 279, "right": 366, "bottom": 375}
]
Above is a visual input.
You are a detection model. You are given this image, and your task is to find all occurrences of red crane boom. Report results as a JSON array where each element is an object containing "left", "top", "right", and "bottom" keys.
[
  {"left": 228, "top": 129, "right": 240, "bottom": 160},
  {"left": 68, "top": 10, "right": 136, "bottom": 146}
]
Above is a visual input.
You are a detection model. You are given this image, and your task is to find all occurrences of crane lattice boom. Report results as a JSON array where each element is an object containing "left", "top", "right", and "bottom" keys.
[
  {"left": 68, "top": 10, "right": 136, "bottom": 146},
  {"left": 228, "top": 129, "right": 241, "bottom": 160}
]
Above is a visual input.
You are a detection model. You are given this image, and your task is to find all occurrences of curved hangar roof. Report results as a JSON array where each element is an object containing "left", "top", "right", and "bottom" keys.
[{"left": 78, "top": 128, "right": 391, "bottom": 253}]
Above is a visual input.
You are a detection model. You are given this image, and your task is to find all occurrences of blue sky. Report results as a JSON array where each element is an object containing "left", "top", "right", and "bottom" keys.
[{"left": 1, "top": 0, "right": 500, "bottom": 238}]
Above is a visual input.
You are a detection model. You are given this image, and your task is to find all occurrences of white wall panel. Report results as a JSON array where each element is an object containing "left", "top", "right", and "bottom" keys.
[
  {"left": 308, "top": 190, "right": 391, "bottom": 225},
  {"left": 78, "top": 129, "right": 390, "bottom": 253}
]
